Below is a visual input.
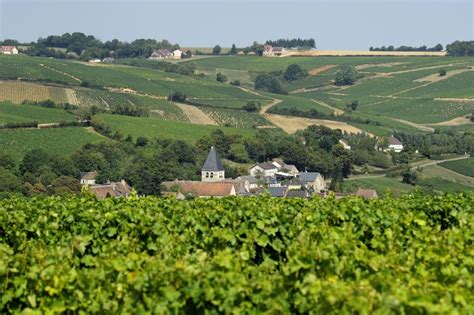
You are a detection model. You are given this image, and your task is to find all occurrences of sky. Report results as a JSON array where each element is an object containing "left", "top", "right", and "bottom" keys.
[{"left": 0, "top": 0, "right": 473, "bottom": 50}]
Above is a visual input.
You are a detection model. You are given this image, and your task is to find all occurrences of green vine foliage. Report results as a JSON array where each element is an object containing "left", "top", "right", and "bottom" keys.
[{"left": 1, "top": 193, "right": 473, "bottom": 314}]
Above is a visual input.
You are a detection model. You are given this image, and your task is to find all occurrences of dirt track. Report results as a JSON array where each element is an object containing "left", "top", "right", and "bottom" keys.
[
  {"left": 286, "top": 50, "right": 447, "bottom": 57},
  {"left": 175, "top": 103, "right": 217, "bottom": 125},
  {"left": 425, "top": 116, "right": 472, "bottom": 126},
  {"left": 308, "top": 65, "right": 337, "bottom": 75},
  {"left": 311, "top": 99, "right": 344, "bottom": 116},
  {"left": 264, "top": 114, "right": 366, "bottom": 134}
]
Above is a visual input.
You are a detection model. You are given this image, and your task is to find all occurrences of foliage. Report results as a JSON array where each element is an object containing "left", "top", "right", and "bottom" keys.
[
  {"left": 1, "top": 193, "right": 473, "bottom": 313},
  {"left": 266, "top": 38, "right": 316, "bottom": 48},
  {"left": 439, "top": 69, "right": 447, "bottom": 76},
  {"left": 212, "top": 45, "right": 222, "bottom": 55},
  {"left": 283, "top": 64, "right": 308, "bottom": 81},
  {"left": 230, "top": 80, "right": 241, "bottom": 86},
  {"left": 254, "top": 73, "right": 288, "bottom": 94},
  {"left": 168, "top": 91, "right": 187, "bottom": 103},
  {"left": 216, "top": 72, "right": 228, "bottom": 83},
  {"left": 229, "top": 44, "right": 238, "bottom": 55},
  {"left": 335, "top": 65, "right": 358, "bottom": 86},
  {"left": 242, "top": 101, "right": 260, "bottom": 112},
  {"left": 446, "top": 40, "right": 474, "bottom": 56},
  {"left": 370, "top": 43, "right": 443, "bottom": 52}
]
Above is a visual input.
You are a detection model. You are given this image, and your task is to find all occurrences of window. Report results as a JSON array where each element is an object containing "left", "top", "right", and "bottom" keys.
[
  {"left": 210, "top": 172, "right": 214, "bottom": 178},
  {"left": 206, "top": 172, "right": 209, "bottom": 178}
]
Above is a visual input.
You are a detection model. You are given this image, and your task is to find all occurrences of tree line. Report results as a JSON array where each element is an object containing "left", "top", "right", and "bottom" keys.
[
  {"left": 369, "top": 44, "right": 443, "bottom": 52},
  {"left": 446, "top": 41, "right": 474, "bottom": 56},
  {"left": 2, "top": 32, "right": 180, "bottom": 60},
  {"left": 265, "top": 38, "right": 316, "bottom": 49}
]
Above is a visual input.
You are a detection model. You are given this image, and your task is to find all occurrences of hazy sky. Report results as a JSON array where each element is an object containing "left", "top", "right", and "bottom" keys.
[{"left": 1, "top": 0, "right": 473, "bottom": 49}]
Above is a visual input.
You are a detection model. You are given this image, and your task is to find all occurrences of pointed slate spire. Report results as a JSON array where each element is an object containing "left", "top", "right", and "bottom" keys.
[{"left": 202, "top": 146, "right": 224, "bottom": 172}]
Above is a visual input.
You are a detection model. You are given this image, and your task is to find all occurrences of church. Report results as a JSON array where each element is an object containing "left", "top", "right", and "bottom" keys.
[{"left": 201, "top": 146, "right": 225, "bottom": 182}]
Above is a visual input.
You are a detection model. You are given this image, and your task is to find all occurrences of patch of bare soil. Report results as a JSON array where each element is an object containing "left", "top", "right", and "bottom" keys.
[
  {"left": 355, "top": 62, "right": 407, "bottom": 71},
  {"left": 108, "top": 87, "right": 138, "bottom": 94},
  {"left": 425, "top": 116, "right": 472, "bottom": 126},
  {"left": 414, "top": 68, "right": 474, "bottom": 83},
  {"left": 175, "top": 103, "right": 217, "bottom": 125},
  {"left": 311, "top": 99, "right": 344, "bottom": 116},
  {"left": 308, "top": 65, "right": 337, "bottom": 76},
  {"left": 434, "top": 98, "right": 474, "bottom": 103},
  {"left": 264, "top": 114, "right": 366, "bottom": 135}
]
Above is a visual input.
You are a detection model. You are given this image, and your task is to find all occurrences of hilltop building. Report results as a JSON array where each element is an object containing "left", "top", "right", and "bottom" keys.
[
  {"left": 262, "top": 45, "right": 285, "bottom": 57},
  {"left": 201, "top": 146, "right": 225, "bottom": 182},
  {"left": 173, "top": 49, "right": 183, "bottom": 59},
  {"left": 1, "top": 46, "right": 18, "bottom": 54},
  {"left": 149, "top": 49, "right": 173, "bottom": 60},
  {"left": 387, "top": 136, "right": 404, "bottom": 153}
]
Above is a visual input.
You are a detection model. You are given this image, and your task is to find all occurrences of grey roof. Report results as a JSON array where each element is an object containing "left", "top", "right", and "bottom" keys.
[
  {"left": 388, "top": 136, "right": 403, "bottom": 146},
  {"left": 202, "top": 146, "right": 224, "bottom": 172},
  {"left": 255, "top": 162, "right": 278, "bottom": 170},
  {"left": 289, "top": 177, "right": 305, "bottom": 186},
  {"left": 297, "top": 172, "right": 321, "bottom": 183},
  {"left": 238, "top": 176, "right": 258, "bottom": 184},
  {"left": 262, "top": 176, "right": 277, "bottom": 184},
  {"left": 268, "top": 186, "right": 287, "bottom": 197},
  {"left": 286, "top": 190, "right": 310, "bottom": 198}
]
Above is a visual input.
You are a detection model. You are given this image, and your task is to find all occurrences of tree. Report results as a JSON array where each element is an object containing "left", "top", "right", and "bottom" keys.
[
  {"left": 335, "top": 65, "right": 358, "bottom": 86},
  {"left": 136, "top": 136, "right": 149, "bottom": 147},
  {"left": 401, "top": 168, "right": 418, "bottom": 185},
  {"left": 283, "top": 64, "right": 308, "bottom": 81},
  {"left": 0, "top": 167, "right": 23, "bottom": 196},
  {"left": 0, "top": 153, "right": 16, "bottom": 171},
  {"left": 439, "top": 69, "right": 447, "bottom": 76},
  {"left": 229, "top": 44, "right": 237, "bottom": 55},
  {"left": 168, "top": 91, "right": 187, "bottom": 103},
  {"left": 254, "top": 73, "right": 288, "bottom": 94},
  {"left": 243, "top": 101, "right": 260, "bottom": 112},
  {"left": 51, "top": 176, "right": 81, "bottom": 195},
  {"left": 216, "top": 72, "right": 227, "bottom": 83},
  {"left": 350, "top": 100, "right": 359, "bottom": 111},
  {"left": 230, "top": 80, "right": 240, "bottom": 86},
  {"left": 20, "top": 149, "right": 50, "bottom": 175},
  {"left": 212, "top": 45, "right": 222, "bottom": 55}
]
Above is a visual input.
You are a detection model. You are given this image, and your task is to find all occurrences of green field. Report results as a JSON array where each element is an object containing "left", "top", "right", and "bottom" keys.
[
  {"left": 0, "top": 102, "right": 76, "bottom": 124},
  {"left": 439, "top": 158, "right": 474, "bottom": 177},
  {"left": 2, "top": 193, "right": 472, "bottom": 313},
  {"left": 343, "top": 176, "right": 415, "bottom": 196},
  {"left": 100, "top": 114, "right": 258, "bottom": 142},
  {"left": 0, "top": 127, "right": 105, "bottom": 160}
]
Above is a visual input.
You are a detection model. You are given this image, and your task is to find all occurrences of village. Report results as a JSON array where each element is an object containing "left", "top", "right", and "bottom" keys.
[{"left": 78, "top": 135, "right": 406, "bottom": 200}]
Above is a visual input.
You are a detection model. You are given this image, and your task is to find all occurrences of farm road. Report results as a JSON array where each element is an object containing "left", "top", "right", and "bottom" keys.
[{"left": 175, "top": 103, "right": 217, "bottom": 125}]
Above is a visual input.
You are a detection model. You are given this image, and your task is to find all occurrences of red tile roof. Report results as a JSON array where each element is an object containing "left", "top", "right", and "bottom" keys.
[{"left": 162, "top": 181, "right": 236, "bottom": 197}]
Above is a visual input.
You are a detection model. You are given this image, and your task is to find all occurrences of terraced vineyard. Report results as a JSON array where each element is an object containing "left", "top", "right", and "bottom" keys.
[
  {"left": 440, "top": 158, "right": 474, "bottom": 177},
  {"left": 0, "top": 81, "right": 72, "bottom": 104},
  {"left": 0, "top": 102, "right": 76, "bottom": 125},
  {"left": 1, "top": 193, "right": 473, "bottom": 313}
]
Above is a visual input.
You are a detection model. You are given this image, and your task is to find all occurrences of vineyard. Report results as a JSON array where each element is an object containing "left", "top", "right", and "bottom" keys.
[
  {"left": 0, "top": 193, "right": 472, "bottom": 313},
  {"left": 0, "top": 81, "right": 71, "bottom": 104}
]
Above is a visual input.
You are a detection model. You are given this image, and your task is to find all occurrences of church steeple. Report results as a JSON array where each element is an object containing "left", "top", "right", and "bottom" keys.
[{"left": 201, "top": 146, "right": 225, "bottom": 182}]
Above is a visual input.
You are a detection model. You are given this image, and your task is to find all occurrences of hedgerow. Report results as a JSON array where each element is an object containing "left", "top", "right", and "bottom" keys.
[{"left": 0, "top": 193, "right": 473, "bottom": 313}]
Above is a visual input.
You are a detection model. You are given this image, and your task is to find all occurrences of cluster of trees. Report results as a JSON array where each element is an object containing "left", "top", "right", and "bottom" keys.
[
  {"left": 369, "top": 44, "right": 443, "bottom": 52},
  {"left": 22, "top": 33, "right": 180, "bottom": 60},
  {"left": 335, "top": 65, "right": 359, "bottom": 85},
  {"left": 116, "top": 59, "right": 197, "bottom": 75},
  {"left": 265, "top": 38, "right": 316, "bottom": 49},
  {"left": 254, "top": 64, "right": 308, "bottom": 94},
  {"left": 446, "top": 41, "right": 474, "bottom": 56}
]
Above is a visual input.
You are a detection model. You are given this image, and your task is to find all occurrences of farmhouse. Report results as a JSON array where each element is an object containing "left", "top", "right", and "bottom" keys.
[
  {"left": 0, "top": 46, "right": 19, "bottom": 54},
  {"left": 339, "top": 139, "right": 351, "bottom": 150},
  {"left": 249, "top": 162, "right": 279, "bottom": 177},
  {"left": 262, "top": 45, "right": 285, "bottom": 57},
  {"left": 173, "top": 49, "right": 183, "bottom": 59},
  {"left": 296, "top": 172, "right": 326, "bottom": 192},
  {"left": 387, "top": 136, "right": 404, "bottom": 153},
  {"left": 80, "top": 171, "right": 97, "bottom": 185},
  {"left": 201, "top": 146, "right": 225, "bottom": 182},
  {"left": 88, "top": 180, "right": 132, "bottom": 199},
  {"left": 149, "top": 49, "right": 173, "bottom": 60}
]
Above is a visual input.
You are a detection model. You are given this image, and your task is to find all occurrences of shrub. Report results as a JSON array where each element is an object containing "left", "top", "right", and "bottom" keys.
[
  {"left": 216, "top": 72, "right": 228, "bottom": 83},
  {"left": 168, "top": 91, "right": 187, "bottom": 103},
  {"left": 335, "top": 65, "right": 358, "bottom": 86},
  {"left": 439, "top": 69, "right": 447, "bottom": 76},
  {"left": 254, "top": 73, "right": 288, "bottom": 94},
  {"left": 230, "top": 80, "right": 241, "bottom": 86},
  {"left": 283, "top": 64, "right": 308, "bottom": 81}
]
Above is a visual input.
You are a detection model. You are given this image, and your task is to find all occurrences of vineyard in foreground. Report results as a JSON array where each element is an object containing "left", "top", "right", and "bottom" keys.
[{"left": 1, "top": 193, "right": 473, "bottom": 313}]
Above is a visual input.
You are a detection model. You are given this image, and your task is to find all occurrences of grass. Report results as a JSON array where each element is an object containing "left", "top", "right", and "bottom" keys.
[
  {"left": 439, "top": 158, "right": 474, "bottom": 177},
  {"left": 419, "top": 164, "right": 474, "bottom": 187},
  {"left": 401, "top": 71, "right": 474, "bottom": 99},
  {"left": 0, "top": 102, "right": 76, "bottom": 124},
  {"left": 343, "top": 176, "right": 415, "bottom": 197},
  {"left": 417, "top": 177, "right": 473, "bottom": 193},
  {"left": 0, "top": 127, "right": 105, "bottom": 161},
  {"left": 100, "top": 114, "right": 258, "bottom": 143},
  {"left": 200, "top": 108, "right": 270, "bottom": 128}
]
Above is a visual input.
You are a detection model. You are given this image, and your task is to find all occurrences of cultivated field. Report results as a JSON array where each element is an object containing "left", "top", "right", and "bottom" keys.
[
  {"left": 0, "top": 81, "right": 73, "bottom": 104},
  {"left": 0, "top": 127, "right": 105, "bottom": 161},
  {"left": 0, "top": 102, "right": 76, "bottom": 124},
  {"left": 439, "top": 158, "right": 474, "bottom": 177}
]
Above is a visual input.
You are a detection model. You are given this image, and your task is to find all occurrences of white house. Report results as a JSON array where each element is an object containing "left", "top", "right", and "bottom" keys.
[
  {"left": 339, "top": 139, "right": 351, "bottom": 150},
  {"left": 149, "top": 49, "right": 173, "bottom": 60},
  {"left": 296, "top": 172, "right": 326, "bottom": 192},
  {"left": 249, "top": 162, "right": 279, "bottom": 178},
  {"left": 80, "top": 171, "right": 98, "bottom": 185},
  {"left": 173, "top": 49, "right": 183, "bottom": 59},
  {"left": 1, "top": 46, "right": 19, "bottom": 55},
  {"left": 262, "top": 45, "right": 285, "bottom": 57},
  {"left": 201, "top": 146, "right": 225, "bottom": 182},
  {"left": 387, "top": 136, "right": 404, "bottom": 153}
]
